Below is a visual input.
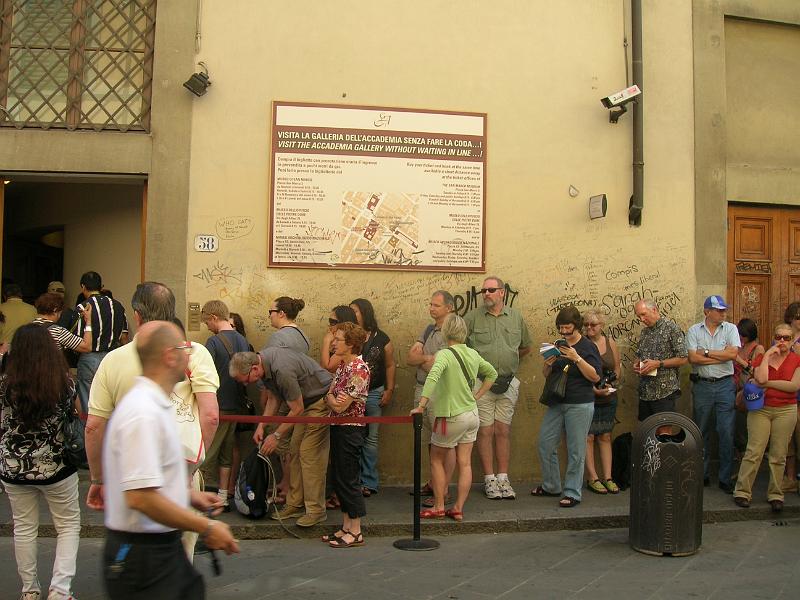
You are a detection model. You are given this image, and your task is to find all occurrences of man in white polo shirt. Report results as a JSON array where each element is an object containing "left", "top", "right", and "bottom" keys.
[
  {"left": 687, "top": 295, "right": 741, "bottom": 494},
  {"left": 103, "top": 321, "right": 238, "bottom": 599}
]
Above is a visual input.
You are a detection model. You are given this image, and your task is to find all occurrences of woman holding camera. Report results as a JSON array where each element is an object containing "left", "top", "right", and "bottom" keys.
[
  {"left": 532, "top": 306, "right": 602, "bottom": 508},
  {"left": 582, "top": 309, "right": 621, "bottom": 494}
]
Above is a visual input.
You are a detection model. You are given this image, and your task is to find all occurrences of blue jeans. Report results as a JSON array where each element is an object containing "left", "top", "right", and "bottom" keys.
[
  {"left": 537, "top": 402, "right": 594, "bottom": 501},
  {"left": 692, "top": 377, "right": 736, "bottom": 483},
  {"left": 359, "top": 386, "right": 384, "bottom": 491},
  {"left": 76, "top": 351, "right": 108, "bottom": 414}
]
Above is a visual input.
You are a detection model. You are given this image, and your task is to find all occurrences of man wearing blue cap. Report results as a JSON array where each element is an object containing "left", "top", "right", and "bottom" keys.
[{"left": 686, "top": 295, "right": 741, "bottom": 493}]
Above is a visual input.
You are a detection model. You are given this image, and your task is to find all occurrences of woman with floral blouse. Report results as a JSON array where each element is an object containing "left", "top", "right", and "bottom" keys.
[{"left": 323, "top": 322, "right": 370, "bottom": 548}]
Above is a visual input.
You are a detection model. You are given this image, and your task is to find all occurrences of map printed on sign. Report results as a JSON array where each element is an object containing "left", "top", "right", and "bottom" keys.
[{"left": 269, "top": 102, "right": 486, "bottom": 271}]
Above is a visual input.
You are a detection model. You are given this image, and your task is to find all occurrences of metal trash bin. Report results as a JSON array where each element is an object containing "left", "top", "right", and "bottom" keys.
[{"left": 629, "top": 412, "right": 703, "bottom": 556}]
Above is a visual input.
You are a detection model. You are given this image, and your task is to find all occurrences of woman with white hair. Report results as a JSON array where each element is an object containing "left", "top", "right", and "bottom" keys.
[
  {"left": 582, "top": 308, "right": 621, "bottom": 495},
  {"left": 411, "top": 314, "right": 497, "bottom": 521}
]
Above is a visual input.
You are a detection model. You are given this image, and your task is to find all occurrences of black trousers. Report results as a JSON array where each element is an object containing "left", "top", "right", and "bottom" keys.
[
  {"left": 104, "top": 529, "right": 204, "bottom": 600},
  {"left": 330, "top": 425, "right": 367, "bottom": 518}
]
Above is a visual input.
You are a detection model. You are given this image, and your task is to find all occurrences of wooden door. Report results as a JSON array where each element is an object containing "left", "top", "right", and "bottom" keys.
[{"left": 727, "top": 204, "right": 800, "bottom": 338}]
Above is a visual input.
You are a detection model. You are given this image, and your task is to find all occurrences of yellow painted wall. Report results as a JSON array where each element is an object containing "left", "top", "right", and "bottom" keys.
[
  {"left": 185, "top": 0, "right": 697, "bottom": 483},
  {"left": 725, "top": 18, "right": 800, "bottom": 205}
]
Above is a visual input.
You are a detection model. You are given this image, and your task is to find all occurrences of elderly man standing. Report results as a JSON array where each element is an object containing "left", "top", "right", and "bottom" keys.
[
  {"left": 633, "top": 299, "right": 688, "bottom": 420},
  {"left": 464, "top": 276, "right": 531, "bottom": 499},
  {"left": 230, "top": 348, "right": 332, "bottom": 527},
  {"left": 85, "top": 282, "right": 220, "bottom": 557},
  {"left": 102, "top": 321, "right": 238, "bottom": 599},
  {"left": 406, "top": 290, "right": 456, "bottom": 500},
  {"left": 687, "top": 295, "right": 741, "bottom": 493}
]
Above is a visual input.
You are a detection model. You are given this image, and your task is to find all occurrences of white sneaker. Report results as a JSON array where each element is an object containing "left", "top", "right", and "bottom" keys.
[
  {"left": 497, "top": 479, "right": 516, "bottom": 499},
  {"left": 484, "top": 477, "right": 501, "bottom": 499}
]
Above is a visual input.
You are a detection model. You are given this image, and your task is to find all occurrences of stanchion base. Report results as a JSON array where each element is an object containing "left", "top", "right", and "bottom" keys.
[{"left": 393, "top": 538, "right": 440, "bottom": 551}]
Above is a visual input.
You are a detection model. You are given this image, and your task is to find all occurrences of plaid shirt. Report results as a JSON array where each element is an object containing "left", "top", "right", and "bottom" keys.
[{"left": 637, "top": 317, "right": 687, "bottom": 401}]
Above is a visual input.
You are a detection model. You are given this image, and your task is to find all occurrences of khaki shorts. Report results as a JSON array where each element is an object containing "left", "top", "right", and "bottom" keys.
[
  {"left": 431, "top": 408, "right": 480, "bottom": 448},
  {"left": 414, "top": 384, "right": 437, "bottom": 446},
  {"left": 475, "top": 377, "right": 520, "bottom": 427}
]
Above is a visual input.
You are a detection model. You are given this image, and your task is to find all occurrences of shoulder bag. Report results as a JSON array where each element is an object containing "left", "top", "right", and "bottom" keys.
[
  {"left": 447, "top": 347, "right": 475, "bottom": 389},
  {"left": 61, "top": 394, "right": 85, "bottom": 467},
  {"left": 539, "top": 364, "right": 570, "bottom": 407}
]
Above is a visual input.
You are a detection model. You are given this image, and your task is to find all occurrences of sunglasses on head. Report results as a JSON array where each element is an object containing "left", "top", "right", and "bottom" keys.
[
  {"left": 775, "top": 334, "right": 793, "bottom": 342},
  {"left": 480, "top": 287, "right": 501, "bottom": 294},
  {"left": 329, "top": 318, "right": 339, "bottom": 326}
]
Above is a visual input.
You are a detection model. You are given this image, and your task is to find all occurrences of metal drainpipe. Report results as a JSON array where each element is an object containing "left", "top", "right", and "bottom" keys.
[{"left": 629, "top": 0, "right": 644, "bottom": 226}]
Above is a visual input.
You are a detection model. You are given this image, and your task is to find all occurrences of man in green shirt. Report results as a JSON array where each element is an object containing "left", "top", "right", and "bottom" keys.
[{"left": 464, "top": 276, "right": 531, "bottom": 500}]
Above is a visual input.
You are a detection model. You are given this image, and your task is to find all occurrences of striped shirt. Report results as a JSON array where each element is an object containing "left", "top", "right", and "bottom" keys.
[
  {"left": 76, "top": 293, "right": 128, "bottom": 352},
  {"left": 33, "top": 317, "right": 84, "bottom": 351}
]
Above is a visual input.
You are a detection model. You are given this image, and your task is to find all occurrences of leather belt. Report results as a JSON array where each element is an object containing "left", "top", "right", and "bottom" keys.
[{"left": 695, "top": 375, "right": 732, "bottom": 383}]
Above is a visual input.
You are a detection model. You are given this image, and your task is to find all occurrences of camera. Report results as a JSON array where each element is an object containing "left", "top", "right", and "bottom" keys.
[
  {"left": 595, "top": 370, "right": 617, "bottom": 389},
  {"left": 601, "top": 84, "right": 641, "bottom": 123}
]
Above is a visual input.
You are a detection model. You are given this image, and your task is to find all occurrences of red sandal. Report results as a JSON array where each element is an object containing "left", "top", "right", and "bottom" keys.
[
  {"left": 445, "top": 509, "right": 464, "bottom": 522},
  {"left": 419, "top": 508, "right": 445, "bottom": 519}
]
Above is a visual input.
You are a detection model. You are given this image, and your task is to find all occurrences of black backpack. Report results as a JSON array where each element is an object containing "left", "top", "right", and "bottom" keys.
[{"left": 234, "top": 448, "right": 275, "bottom": 519}]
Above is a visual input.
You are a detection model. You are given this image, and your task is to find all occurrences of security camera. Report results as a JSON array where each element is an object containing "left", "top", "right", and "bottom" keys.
[{"left": 601, "top": 84, "right": 641, "bottom": 123}]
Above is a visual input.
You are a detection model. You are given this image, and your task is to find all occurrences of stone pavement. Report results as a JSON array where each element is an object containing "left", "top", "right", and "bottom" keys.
[
  {"left": 0, "top": 519, "right": 797, "bottom": 599},
  {"left": 2, "top": 469, "right": 798, "bottom": 540}
]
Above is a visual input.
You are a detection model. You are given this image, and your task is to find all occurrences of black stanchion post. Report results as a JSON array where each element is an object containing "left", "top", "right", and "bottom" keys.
[{"left": 394, "top": 412, "right": 439, "bottom": 551}]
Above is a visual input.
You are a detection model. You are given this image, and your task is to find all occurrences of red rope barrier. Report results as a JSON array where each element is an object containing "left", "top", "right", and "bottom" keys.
[{"left": 218, "top": 414, "right": 413, "bottom": 425}]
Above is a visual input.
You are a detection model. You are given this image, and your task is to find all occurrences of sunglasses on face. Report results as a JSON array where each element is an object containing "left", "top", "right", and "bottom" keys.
[
  {"left": 480, "top": 287, "right": 501, "bottom": 294},
  {"left": 268, "top": 309, "right": 279, "bottom": 315},
  {"left": 775, "top": 335, "right": 793, "bottom": 342},
  {"left": 329, "top": 318, "right": 339, "bottom": 326},
  {"left": 585, "top": 322, "right": 600, "bottom": 327},
  {"left": 172, "top": 343, "right": 193, "bottom": 354}
]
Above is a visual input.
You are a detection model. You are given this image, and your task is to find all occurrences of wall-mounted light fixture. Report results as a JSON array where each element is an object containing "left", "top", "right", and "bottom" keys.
[
  {"left": 589, "top": 194, "right": 607, "bottom": 219},
  {"left": 183, "top": 62, "right": 211, "bottom": 97}
]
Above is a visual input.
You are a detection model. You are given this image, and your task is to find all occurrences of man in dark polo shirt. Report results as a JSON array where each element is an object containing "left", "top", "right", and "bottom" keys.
[
  {"left": 464, "top": 275, "right": 531, "bottom": 500},
  {"left": 230, "top": 348, "right": 332, "bottom": 527},
  {"left": 75, "top": 271, "right": 129, "bottom": 414}
]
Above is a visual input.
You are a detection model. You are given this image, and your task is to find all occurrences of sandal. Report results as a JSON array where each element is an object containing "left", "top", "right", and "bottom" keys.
[
  {"left": 770, "top": 499, "right": 784, "bottom": 513},
  {"left": 559, "top": 496, "right": 580, "bottom": 508},
  {"left": 321, "top": 528, "right": 347, "bottom": 542},
  {"left": 409, "top": 482, "right": 435, "bottom": 496},
  {"left": 733, "top": 496, "right": 750, "bottom": 508},
  {"left": 325, "top": 494, "right": 341, "bottom": 509},
  {"left": 445, "top": 508, "right": 463, "bottom": 522},
  {"left": 587, "top": 479, "right": 608, "bottom": 494},
  {"left": 419, "top": 508, "right": 445, "bottom": 519},
  {"left": 531, "top": 486, "right": 559, "bottom": 497},
  {"left": 603, "top": 479, "right": 620, "bottom": 494},
  {"left": 329, "top": 531, "right": 364, "bottom": 548},
  {"left": 422, "top": 494, "right": 451, "bottom": 508}
]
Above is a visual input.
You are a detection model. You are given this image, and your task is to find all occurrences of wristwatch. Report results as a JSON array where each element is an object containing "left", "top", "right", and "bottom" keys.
[
  {"left": 272, "top": 431, "right": 281, "bottom": 440},
  {"left": 658, "top": 360, "right": 664, "bottom": 369},
  {"left": 703, "top": 349, "right": 710, "bottom": 358}
]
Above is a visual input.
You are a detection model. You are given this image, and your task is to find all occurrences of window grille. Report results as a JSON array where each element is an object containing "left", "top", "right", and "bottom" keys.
[{"left": 0, "top": 0, "right": 156, "bottom": 132}]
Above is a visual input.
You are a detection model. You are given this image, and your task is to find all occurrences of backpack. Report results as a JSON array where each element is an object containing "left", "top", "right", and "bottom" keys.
[
  {"left": 234, "top": 448, "right": 275, "bottom": 519},
  {"left": 611, "top": 432, "right": 633, "bottom": 491}
]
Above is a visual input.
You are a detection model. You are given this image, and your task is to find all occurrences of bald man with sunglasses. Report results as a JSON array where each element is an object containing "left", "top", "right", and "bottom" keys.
[{"left": 464, "top": 276, "right": 531, "bottom": 500}]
